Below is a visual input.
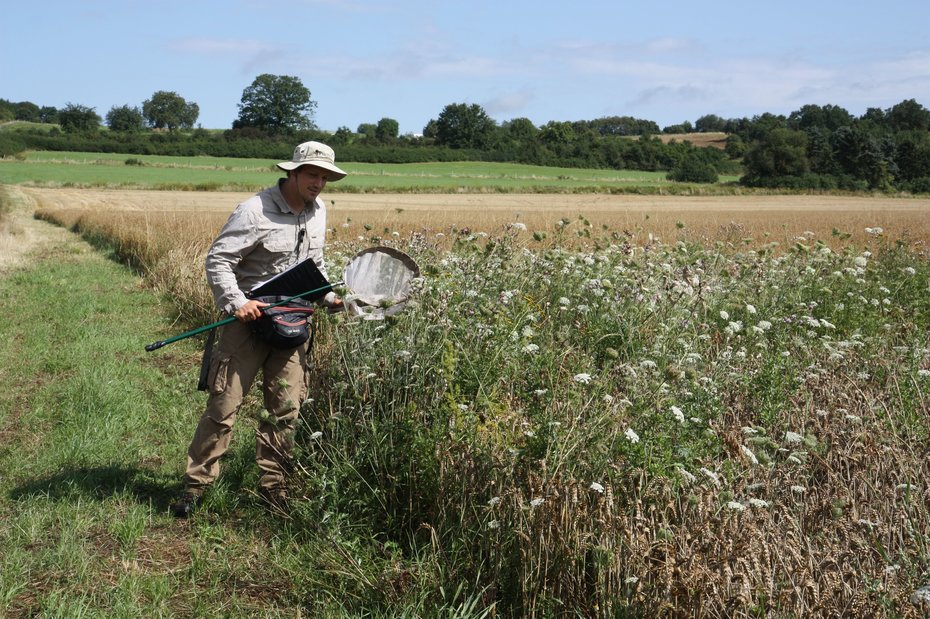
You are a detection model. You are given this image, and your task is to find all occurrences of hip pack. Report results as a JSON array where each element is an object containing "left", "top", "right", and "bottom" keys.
[{"left": 250, "top": 296, "right": 315, "bottom": 349}]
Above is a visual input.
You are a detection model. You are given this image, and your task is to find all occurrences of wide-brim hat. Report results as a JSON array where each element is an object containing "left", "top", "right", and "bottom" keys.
[{"left": 276, "top": 140, "right": 347, "bottom": 181}]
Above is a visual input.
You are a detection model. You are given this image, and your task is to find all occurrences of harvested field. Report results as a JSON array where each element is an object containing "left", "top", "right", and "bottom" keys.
[
  {"left": 656, "top": 131, "right": 729, "bottom": 149},
  {"left": 20, "top": 186, "right": 930, "bottom": 249}
]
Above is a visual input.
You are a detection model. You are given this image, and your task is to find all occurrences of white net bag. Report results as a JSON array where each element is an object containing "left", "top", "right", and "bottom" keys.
[{"left": 342, "top": 246, "right": 420, "bottom": 320}]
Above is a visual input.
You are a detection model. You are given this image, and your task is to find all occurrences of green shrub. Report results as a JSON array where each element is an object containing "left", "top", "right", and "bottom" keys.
[
  {"left": 902, "top": 176, "right": 930, "bottom": 194},
  {"left": 666, "top": 157, "right": 719, "bottom": 183},
  {"left": 0, "top": 133, "right": 26, "bottom": 158},
  {"left": 741, "top": 173, "right": 847, "bottom": 190}
]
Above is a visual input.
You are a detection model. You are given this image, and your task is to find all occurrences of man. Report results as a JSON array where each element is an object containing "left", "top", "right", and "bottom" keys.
[{"left": 170, "top": 140, "right": 346, "bottom": 518}]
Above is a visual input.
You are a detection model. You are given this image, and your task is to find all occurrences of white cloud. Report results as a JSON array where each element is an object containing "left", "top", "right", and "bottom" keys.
[
  {"left": 483, "top": 90, "right": 535, "bottom": 116},
  {"left": 872, "top": 50, "right": 930, "bottom": 77},
  {"left": 537, "top": 32, "right": 930, "bottom": 120},
  {"left": 170, "top": 38, "right": 287, "bottom": 77},
  {"left": 628, "top": 84, "right": 709, "bottom": 108},
  {"left": 644, "top": 37, "right": 704, "bottom": 55},
  {"left": 292, "top": 49, "right": 518, "bottom": 81},
  {"left": 169, "top": 28, "right": 930, "bottom": 128}
]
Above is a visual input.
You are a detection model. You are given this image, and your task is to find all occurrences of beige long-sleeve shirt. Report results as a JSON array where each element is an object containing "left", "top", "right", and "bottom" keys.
[{"left": 205, "top": 180, "right": 335, "bottom": 315}]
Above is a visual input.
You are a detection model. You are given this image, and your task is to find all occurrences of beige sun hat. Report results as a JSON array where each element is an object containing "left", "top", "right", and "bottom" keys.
[{"left": 276, "top": 141, "right": 347, "bottom": 181}]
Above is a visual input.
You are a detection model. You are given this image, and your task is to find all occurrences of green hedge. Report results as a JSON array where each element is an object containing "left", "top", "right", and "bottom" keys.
[
  {"left": 0, "top": 133, "right": 25, "bottom": 158},
  {"left": 7, "top": 127, "right": 736, "bottom": 174}
]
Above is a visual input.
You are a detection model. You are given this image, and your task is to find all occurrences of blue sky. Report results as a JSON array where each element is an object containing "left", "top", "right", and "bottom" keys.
[{"left": 3, "top": 0, "right": 929, "bottom": 135}]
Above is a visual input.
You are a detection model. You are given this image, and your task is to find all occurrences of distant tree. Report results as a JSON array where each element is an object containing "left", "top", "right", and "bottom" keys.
[
  {"left": 741, "top": 128, "right": 809, "bottom": 181},
  {"left": 627, "top": 134, "right": 663, "bottom": 170},
  {"left": 723, "top": 117, "right": 752, "bottom": 136},
  {"left": 585, "top": 115, "right": 660, "bottom": 136},
  {"left": 422, "top": 119, "right": 438, "bottom": 139},
  {"left": 357, "top": 123, "right": 376, "bottom": 139},
  {"left": 497, "top": 117, "right": 541, "bottom": 161},
  {"left": 503, "top": 117, "right": 538, "bottom": 141},
  {"left": 13, "top": 101, "right": 41, "bottom": 122},
  {"left": 143, "top": 91, "right": 199, "bottom": 130},
  {"left": 724, "top": 134, "right": 747, "bottom": 159},
  {"left": 864, "top": 136, "right": 898, "bottom": 190},
  {"left": 569, "top": 120, "right": 598, "bottom": 140},
  {"left": 662, "top": 121, "right": 694, "bottom": 134},
  {"left": 539, "top": 121, "right": 575, "bottom": 146},
  {"left": 886, "top": 98, "right": 930, "bottom": 132},
  {"left": 745, "top": 113, "right": 788, "bottom": 141},
  {"left": 893, "top": 130, "right": 930, "bottom": 182},
  {"left": 375, "top": 117, "right": 400, "bottom": 142},
  {"left": 831, "top": 126, "right": 896, "bottom": 189},
  {"left": 587, "top": 116, "right": 654, "bottom": 136},
  {"left": 235, "top": 74, "right": 315, "bottom": 133},
  {"left": 831, "top": 126, "right": 874, "bottom": 177},
  {"left": 39, "top": 106, "right": 59, "bottom": 124},
  {"left": 805, "top": 126, "right": 837, "bottom": 175},
  {"left": 106, "top": 104, "right": 145, "bottom": 132},
  {"left": 695, "top": 114, "right": 727, "bottom": 132},
  {"left": 330, "top": 126, "right": 354, "bottom": 145},
  {"left": 58, "top": 103, "right": 102, "bottom": 133},
  {"left": 787, "top": 104, "right": 853, "bottom": 132},
  {"left": 0, "top": 99, "right": 13, "bottom": 122},
  {"left": 860, "top": 107, "right": 886, "bottom": 126},
  {"left": 433, "top": 103, "right": 496, "bottom": 149},
  {"left": 818, "top": 104, "right": 853, "bottom": 131}
]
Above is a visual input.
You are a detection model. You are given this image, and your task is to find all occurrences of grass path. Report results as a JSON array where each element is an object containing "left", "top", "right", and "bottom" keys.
[{"left": 0, "top": 198, "right": 309, "bottom": 617}]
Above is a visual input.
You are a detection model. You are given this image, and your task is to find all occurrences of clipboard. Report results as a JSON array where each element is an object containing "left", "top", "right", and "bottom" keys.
[{"left": 247, "top": 258, "right": 331, "bottom": 302}]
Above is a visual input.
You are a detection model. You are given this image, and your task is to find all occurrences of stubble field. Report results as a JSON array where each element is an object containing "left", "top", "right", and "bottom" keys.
[{"left": 21, "top": 186, "right": 930, "bottom": 248}]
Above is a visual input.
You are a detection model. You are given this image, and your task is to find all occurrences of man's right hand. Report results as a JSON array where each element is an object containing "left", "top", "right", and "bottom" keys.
[{"left": 234, "top": 299, "right": 269, "bottom": 322}]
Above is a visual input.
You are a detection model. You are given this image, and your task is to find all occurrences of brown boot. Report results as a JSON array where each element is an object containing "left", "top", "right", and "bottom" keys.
[
  {"left": 258, "top": 487, "right": 290, "bottom": 516},
  {"left": 170, "top": 489, "right": 203, "bottom": 518}
]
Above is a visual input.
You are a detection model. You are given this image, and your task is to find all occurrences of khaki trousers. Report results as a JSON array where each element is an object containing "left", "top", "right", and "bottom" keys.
[{"left": 184, "top": 320, "right": 306, "bottom": 493}]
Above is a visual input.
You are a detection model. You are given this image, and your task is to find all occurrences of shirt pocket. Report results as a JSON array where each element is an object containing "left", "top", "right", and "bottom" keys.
[
  {"left": 304, "top": 231, "right": 324, "bottom": 250},
  {"left": 263, "top": 230, "right": 294, "bottom": 254}
]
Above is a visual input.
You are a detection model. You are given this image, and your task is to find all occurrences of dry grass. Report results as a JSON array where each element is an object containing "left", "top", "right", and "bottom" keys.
[
  {"left": 656, "top": 132, "right": 729, "bottom": 150},
  {"left": 21, "top": 187, "right": 930, "bottom": 252},
  {"left": 0, "top": 186, "right": 82, "bottom": 273},
  {"left": 24, "top": 186, "right": 930, "bottom": 329},
  {"left": 497, "top": 379, "right": 930, "bottom": 616}
]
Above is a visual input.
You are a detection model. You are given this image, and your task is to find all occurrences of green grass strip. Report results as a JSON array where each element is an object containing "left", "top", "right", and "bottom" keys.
[
  {"left": 0, "top": 221, "right": 418, "bottom": 617},
  {"left": 0, "top": 229, "right": 271, "bottom": 616},
  {"left": 0, "top": 150, "right": 740, "bottom": 192}
]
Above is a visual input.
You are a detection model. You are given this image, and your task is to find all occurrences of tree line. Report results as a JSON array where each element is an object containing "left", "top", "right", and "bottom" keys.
[{"left": 2, "top": 74, "right": 929, "bottom": 192}]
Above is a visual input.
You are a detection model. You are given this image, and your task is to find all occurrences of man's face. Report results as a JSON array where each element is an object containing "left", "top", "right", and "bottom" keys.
[{"left": 293, "top": 165, "right": 329, "bottom": 203}]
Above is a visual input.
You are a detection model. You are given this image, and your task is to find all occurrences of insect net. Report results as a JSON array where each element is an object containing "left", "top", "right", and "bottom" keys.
[{"left": 342, "top": 246, "right": 420, "bottom": 320}]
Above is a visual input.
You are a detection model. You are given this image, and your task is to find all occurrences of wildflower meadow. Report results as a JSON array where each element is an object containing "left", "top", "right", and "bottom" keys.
[{"left": 30, "top": 195, "right": 930, "bottom": 616}]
